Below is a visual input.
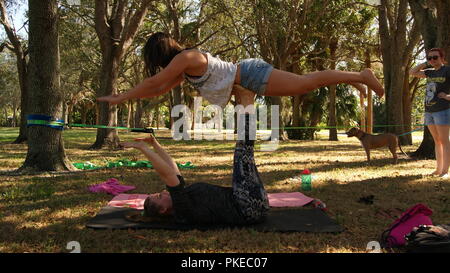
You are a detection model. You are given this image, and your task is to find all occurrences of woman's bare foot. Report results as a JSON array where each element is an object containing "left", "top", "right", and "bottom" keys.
[
  {"left": 361, "top": 68, "right": 384, "bottom": 97},
  {"left": 429, "top": 170, "right": 441, "bottom": 176},
  {"left": 349, "top": 82, "right": 367, "bottom": 98}
]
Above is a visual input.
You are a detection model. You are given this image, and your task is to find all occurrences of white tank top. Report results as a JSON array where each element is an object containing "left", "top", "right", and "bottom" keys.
[{"left": 183, "top": 51, "right": 237, "bottom": 108}]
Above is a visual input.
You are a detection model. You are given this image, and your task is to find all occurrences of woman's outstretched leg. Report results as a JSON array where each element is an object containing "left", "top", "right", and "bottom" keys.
[{"left": 264, "top": 68, "right": 384, "bottom": 97}]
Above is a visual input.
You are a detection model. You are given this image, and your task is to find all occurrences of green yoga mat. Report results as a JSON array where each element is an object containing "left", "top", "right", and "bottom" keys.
[
  {"left": 86, "top": 206, "right": 344, "bottom": 233},
  {"left": 73, "top": 160, "right": 195, "bottom": 170}
]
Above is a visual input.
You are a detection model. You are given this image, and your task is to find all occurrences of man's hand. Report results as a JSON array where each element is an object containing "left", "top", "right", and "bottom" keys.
[
  {"left": 438, "top": 92, "right": 450, "bottom": 101},
  {"left": 97, "top": 94, "right": 124, "bottom": 105}
]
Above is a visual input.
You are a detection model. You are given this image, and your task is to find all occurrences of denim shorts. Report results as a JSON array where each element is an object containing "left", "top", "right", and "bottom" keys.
[
  {"left": 424, "top": 108, "right": 450, "bottom": 125},
  {"left": 238, "top": 58, "right": 274, "bottom": 95}
]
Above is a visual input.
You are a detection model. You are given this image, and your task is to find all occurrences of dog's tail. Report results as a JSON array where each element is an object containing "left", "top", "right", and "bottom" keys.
[
  {"left": 398, "top": 142, "right": 410, "bottom": 158},
  {"left": 395, "top": 128, "right": 422, "bottom": 159},
  {"left": 395, "top": 135, "right": 411, "bottom": 158}
]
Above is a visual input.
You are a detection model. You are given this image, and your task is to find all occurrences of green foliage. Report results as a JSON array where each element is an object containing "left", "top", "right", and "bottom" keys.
[
  {"left": 335, "top": 84, "right": 360, "bottom": 127},
  {"left": 0, "top": 52, "right": 20, "bottom": 126},
  {"left": 1, "top": 182, "right": 55, "bottom": 202}
]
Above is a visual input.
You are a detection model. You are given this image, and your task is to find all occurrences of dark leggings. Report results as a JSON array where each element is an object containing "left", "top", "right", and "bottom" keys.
[{"left": 232, "top": 114, "right": 269, "bottom": 222}]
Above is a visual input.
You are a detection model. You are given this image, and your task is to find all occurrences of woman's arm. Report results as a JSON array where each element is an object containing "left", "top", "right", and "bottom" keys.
[
  {"left": 410, "top": 62, "right": 428, "bottom": 78},
  {"left": 141, "top": 74, "right": 185, "bottom": 99},
  {"left": 97, "top": 53, "right": 189, "bottom": 105},
  {"left": 121, "top": 141, "right": 180, "bottom": 187}
]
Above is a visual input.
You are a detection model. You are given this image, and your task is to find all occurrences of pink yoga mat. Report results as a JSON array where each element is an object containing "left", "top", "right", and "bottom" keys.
[
  {"left": 108, "top": 194, "right": 150, "bottom": 209},
  {"left": 108, "top": 192, "right": 314, "bottom": 210},
  {"left": 267, "top": 192, "right": 314, "bottom": 207}
]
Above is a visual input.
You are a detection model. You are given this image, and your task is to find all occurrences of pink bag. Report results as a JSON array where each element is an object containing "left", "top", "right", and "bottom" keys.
[{"left": 381, "top": 204, "right": 433, "bottom": 248}]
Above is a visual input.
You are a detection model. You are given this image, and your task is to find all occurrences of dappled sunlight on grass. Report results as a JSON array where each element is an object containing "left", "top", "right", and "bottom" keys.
[{"left": 0, "top": 127, "right": 449, "bottom": 253}]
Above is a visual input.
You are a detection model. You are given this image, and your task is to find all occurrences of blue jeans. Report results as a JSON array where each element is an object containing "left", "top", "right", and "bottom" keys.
[
  {"left": 238, "top": 58, "right": 274, "bottom": 95},
  {"left": 424, "top": 108, "right": 450, "bottom": 125}
]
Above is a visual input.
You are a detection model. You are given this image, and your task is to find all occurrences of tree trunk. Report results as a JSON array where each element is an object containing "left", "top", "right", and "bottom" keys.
[
  {"left": 3, "top": 108, "right": 7, "bottom": 126},
  {"left": 91, "top": 0, "right": 151, "bottom": 149},
  {"left": 90, "top": 54, "right": 120, "bottom": 149},
  {"left": 360, "top": 92, "right": 366, "bottom": 131},
  {"left": 379, "top": 0, "right": 420, "bottom": 143},
  {"left": 272, "top": 96, "right": 287, "bottom": 140},
  {"left": 12, "top": 104, "right": 17, "bottom": 127},
  {"left": 365, "top": 49, "right": 373, "bottom": 134},
  {"left": 328, "top": 85, "right": 338, "bottom": 140},
  {"left": 328, "top": 38, "right": 338, "bottom": 141},
  {"left": 134, "top": 98, "right": 143, "bottom": 128},
  {"left": 12, "top": 55, "right": 28, "bottom": 143},
  {"left": 156, "top": 107, "right": 160, "bottom": 129},
  {"left": 402, "top": 63, "right": 413, "bottom": 145},
  {"left": 127, "top": 100, "right": 133, "bottom": 128},
  {"left": 81, "top": 106, "right": 87, "bottom": 125},
  {"left": 171, "top": 85, "right": 184, "bottom": 135},
  {"left": 18, "top": 0, "right": 74, "bottom": 172},
  {"left": 67, "top": 102, "right": 74, "bottom": 129},
  {"left": 292, "top": 95, "right": 301, "bottom": 128},
  {"left": 434, "top": 0, "right": 450, "bottom": 59}
]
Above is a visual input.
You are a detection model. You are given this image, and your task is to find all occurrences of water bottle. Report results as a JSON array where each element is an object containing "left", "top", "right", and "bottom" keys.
[{"left": 301, "top": 169, "right": 312, "bottom": 191}]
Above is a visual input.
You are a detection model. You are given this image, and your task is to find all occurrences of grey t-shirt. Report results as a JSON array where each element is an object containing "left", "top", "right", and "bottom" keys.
[
  {"left": 424, "top": 65, "right": 450, "bottom": 113},
  {"left": 166, "top": 175, "right": 248, "bottom": 225}
]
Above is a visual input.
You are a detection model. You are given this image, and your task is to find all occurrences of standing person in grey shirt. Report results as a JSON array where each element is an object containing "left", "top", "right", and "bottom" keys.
[{"left": 410, "top": 48, "right": 450, "bottom": 178}]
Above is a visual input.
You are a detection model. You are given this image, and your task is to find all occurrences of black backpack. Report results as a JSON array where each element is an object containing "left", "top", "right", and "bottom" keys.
[{"left": 405, "top": 224, "right": 450, "bottom": 253}]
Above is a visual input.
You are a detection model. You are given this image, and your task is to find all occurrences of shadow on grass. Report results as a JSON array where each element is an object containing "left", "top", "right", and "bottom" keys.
[
  {"left": 1, "top": 169, "right": 448, "bottom": 253},
  {"left": 2, "top": 128, "right": 448, "bottom": 252}
]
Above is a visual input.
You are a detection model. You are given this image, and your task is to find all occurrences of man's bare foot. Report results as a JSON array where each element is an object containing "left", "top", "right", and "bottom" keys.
[
  {"left": 349, "top": 82, "right": 367, "bottom": 98},
  {"left": 233, "top": 84, "right": 256, "bottom": 108},
  {"left": 361, "top": 68, "right": 384, "bottom": 97}
]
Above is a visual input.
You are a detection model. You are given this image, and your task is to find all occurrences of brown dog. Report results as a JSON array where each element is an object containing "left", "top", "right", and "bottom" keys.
[{"left": 346, "top": 127, "right": 408, "bottom": 164}]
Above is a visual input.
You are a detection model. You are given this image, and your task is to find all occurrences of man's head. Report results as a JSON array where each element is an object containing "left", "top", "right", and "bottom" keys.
[
  {"left": 427, "top": 48, "right": 447, "bottom": 66},
  {"left": 143, "top": 190, "right": 173, "bottom": 217}
]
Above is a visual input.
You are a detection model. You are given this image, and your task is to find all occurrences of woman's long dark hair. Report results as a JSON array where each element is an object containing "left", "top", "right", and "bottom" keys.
[{"left": 143, "top": 32, "right": 184, "bottom": 76}]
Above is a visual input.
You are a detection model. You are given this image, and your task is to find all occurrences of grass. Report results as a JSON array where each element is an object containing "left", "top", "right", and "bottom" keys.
[{"left": 0, "top": 127, "right": 449, "bottom": 253}]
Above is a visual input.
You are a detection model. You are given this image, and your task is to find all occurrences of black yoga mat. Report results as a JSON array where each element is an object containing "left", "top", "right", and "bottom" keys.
[{"left": 86, "top": 206, "right": 343, "bottom": 233}]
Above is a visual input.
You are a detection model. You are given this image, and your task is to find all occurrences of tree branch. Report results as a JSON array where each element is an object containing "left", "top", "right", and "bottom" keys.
[
  {"left": 119, "top": 0, "right": 152, "bottom": 59},
  {"left": 111, "top": 0, "right": 127, "bottom": 42},
  {"left": 191, "top": 30, "right": 220, "bottom": 49},
  {"left": 60, "top": 4, "right": 95, "bottom": 28},
  {"left": 94, "top": 0, "right": 111, "bottom": 52}
]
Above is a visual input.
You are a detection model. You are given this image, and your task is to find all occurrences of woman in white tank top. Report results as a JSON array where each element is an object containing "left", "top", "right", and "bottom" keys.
[{"left": 98, "top": 32, "right": 385, "bottom": 108}]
